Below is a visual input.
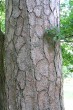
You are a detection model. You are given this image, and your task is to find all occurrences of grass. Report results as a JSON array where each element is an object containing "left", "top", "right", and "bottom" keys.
[{"left": 63, "top": 78, "right": 73, "bottom": 110}]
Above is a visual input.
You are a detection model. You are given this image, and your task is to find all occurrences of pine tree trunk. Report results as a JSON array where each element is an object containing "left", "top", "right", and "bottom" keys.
[{"left": 5, "top": 0, "right": 64, "bottom": 110}]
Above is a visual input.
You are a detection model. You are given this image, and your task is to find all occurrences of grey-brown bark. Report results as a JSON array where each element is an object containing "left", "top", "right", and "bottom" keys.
[
  {"left": 0, "top": 30, "right": 6, "bottom": 110},
  {"left": 5, "top": 0, "right": 64, "bottom": 110}
]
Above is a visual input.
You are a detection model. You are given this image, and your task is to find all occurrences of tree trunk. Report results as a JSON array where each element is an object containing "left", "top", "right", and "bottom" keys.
[
  {"left": 0, "top": 30, "right": 6, "bottom": 110},
  {"left": 5, "top": 0, "right": 64, "bottom": 110}
]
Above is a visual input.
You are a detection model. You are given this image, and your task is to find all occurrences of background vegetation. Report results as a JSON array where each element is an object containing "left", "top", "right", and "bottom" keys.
[
  {"left": 0, "top": 0, "right": 5, "bottom": 32},
  {"left": 60, "top": 0, "right": 73, "bottom": 77}
]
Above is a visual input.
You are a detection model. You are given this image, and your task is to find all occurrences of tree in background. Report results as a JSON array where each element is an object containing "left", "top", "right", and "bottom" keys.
[{"left": 5, "top": 0, "right": 64, "bottom": 110}]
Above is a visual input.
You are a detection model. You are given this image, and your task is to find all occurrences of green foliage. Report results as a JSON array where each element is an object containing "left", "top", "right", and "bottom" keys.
[
  {"left": 60, "top": 0, "right": 73, "bottom": 77},
  {"left": 61, "top": 43, "right": 73, "bottom": 66},
  {"left": 69, "top": 0, "right": 73, "bottom": 8},
  {"left": 45, "top": 27, "right": 65, "bottom": 42},
  {"left": 61, "top": 42, "right": 73, "bottom": 77},
  {"left": 0, "top": 0, "right": 5, "bottom": 32},
  {"left": 60, "top": 0, "right": 73, "bottom": 41},
  {"left": 60, "top": 12, "right": 73, "bottom": 42}
]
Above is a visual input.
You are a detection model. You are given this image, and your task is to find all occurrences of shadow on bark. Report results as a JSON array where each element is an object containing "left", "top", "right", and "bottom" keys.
[{"left": 0, "top": 30, "right": 6, "bottom": 110}]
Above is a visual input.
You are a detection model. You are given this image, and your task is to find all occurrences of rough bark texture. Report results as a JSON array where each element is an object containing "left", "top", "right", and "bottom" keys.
[
  {"left": 0, "top": 30, "right": 6, "bottom": 110},
  {"left": 5, "top": 0, "right": 64, "bottom": 110}
]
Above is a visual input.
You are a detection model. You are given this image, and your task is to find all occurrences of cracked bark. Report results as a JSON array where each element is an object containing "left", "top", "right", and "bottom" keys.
[{"left": 5, "top": 0, "right": 64, "bottom": 110}]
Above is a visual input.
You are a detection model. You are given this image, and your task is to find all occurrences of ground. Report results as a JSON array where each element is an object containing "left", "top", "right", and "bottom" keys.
[{"left": 64, "top": 78, "right": 73, "bottom": 110}]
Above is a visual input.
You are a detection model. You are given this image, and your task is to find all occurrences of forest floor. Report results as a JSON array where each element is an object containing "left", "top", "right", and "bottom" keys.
[{"left": 64, "top": 78, "right": 73, "bottom": 110}]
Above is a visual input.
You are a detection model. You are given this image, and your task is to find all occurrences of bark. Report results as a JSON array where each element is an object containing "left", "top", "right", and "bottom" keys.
[
  {"left": 5, "top": 0, "right": 64, "bottom": 110},
  {"left": 0, "top": 30, "right": 6, "bottom": 110}
]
